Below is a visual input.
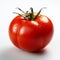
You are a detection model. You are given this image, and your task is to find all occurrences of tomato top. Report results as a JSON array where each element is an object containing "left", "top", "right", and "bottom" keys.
[{"left": 13, "top": 7, "right": 47, "bottom": 21}]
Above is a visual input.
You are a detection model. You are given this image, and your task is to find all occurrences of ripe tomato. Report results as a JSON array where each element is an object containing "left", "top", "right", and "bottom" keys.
[{"left": 9, "top": 7, "right": 53, "bottom": 52}]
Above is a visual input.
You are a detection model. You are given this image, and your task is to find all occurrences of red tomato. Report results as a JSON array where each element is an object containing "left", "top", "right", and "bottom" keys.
[{"left": 9, "top": 7, "right": 53, "bottom": 52}]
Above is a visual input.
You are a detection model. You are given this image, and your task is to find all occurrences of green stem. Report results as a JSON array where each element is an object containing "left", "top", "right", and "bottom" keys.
[
  {"left": 16, "top": 7, "right": 25, "bottom": 13},
  {"left": 13, "top": 12, "right": 22, "bottom": 16},
  {"left": 13, "top": 12, "right": 27, "bottom": 19},
  {"left": 13, "top": 7, "right": 47, "bottom": 20},
  {"left": 30, "top": 7, "right": 34, "bottom": 20},
  {"left": 34, "top": 7, "right": 47, "bottom": 19}
]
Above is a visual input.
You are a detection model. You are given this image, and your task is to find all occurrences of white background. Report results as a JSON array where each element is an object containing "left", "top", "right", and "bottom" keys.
[{"left": 0, "top": 0, "right": 60, "bottom": 60}]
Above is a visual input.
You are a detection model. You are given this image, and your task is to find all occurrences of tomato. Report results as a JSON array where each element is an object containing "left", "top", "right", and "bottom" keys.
[{"left": 9, "top": 7, "right": 53, "bottom": 52}]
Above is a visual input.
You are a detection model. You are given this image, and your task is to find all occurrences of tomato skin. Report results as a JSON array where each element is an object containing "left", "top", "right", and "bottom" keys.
[
  {"left": 9, "top": 16, "right": 23, "bottom": 48},
  {"left": 9, "top": 15, "right": 53, "bottom": 51}
]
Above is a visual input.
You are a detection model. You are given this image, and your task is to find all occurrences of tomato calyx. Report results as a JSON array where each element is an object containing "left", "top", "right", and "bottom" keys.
[{"left": 13, "top": 7, "right": 46, "bottom": 20}]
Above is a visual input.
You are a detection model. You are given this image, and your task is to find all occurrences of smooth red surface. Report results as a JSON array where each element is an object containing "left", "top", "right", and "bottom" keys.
[{"left": 9, "top": 15, "right": 53, "bottom": 51}]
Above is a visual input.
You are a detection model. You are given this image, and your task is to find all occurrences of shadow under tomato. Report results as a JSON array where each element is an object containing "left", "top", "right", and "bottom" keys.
[
  {"left": 0, "top": 47, "right": 51, "bottom": 60},
  {"left": 30, "top": 49, "right": 46, "bottom": 54}
]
